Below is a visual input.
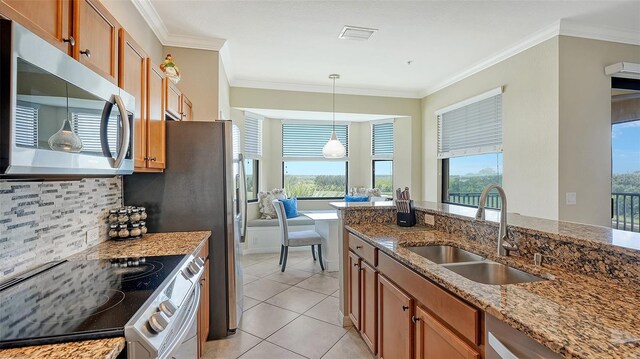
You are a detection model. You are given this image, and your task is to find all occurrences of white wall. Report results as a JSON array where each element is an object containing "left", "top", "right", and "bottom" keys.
[
  {"left": 558, "top": 36, "right": 640, "bottom": 226},
  {"left": 422, "top": 37, "right": 560, "bottom": 220},
  {"left": 219, "top": 60, "right": 231, "bottom": 120}
]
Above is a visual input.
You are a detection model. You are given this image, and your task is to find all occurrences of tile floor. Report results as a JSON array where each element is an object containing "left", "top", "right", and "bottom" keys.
[{"left": 203, "top": 251, "right": 375, "bottom": 359}]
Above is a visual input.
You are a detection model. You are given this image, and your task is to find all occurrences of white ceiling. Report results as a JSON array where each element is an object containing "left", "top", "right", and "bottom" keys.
[
  {"left": 239, "top": 108, "right": 398, "bottom": 122},
  {"left": 135, "top": 0, "right": 640, "bottom": 98}
]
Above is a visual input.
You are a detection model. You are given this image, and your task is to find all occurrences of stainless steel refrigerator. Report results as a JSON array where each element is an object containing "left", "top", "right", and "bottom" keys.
[{"left": 123, "top": 120, "right": 245, "bottom": 339}]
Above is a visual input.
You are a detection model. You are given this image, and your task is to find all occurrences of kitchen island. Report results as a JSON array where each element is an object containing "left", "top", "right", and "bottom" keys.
[{"left": 0, "top": 231, "right": 210, "bottom": 359}]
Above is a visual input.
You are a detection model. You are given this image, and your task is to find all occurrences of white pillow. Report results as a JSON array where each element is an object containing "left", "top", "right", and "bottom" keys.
[{"left": 258, "top": 189, "right": 287, "bottom": 219}]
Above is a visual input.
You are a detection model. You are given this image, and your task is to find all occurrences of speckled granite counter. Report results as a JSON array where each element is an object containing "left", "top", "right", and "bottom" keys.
[
  {"left": 0, "top": 231, "right": 210, "bottom": 359},
  {"left": 346, "top": 223, "right": 640, "bottom": 359}
]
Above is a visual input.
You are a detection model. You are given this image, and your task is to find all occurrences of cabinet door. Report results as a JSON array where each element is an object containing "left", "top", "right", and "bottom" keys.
[
  {"left": 348, "top": 251, "right": 360, "bottom": 329},
  {"left": 181, "top": 95, "right": 193, "bottom": 121},
  {"left": 378, "top": 274, "right": 412, "bottom": 359},
  {"left": 360, "top": 260, "right": 377, "bottom": 354},
  {"left": 0, "top": 0, "right": 71, "bottom": 53},
  {"left": 165, "top": 81, "right": 182, "bottom": 120},
  {"left": 118, "top": 29, "right": 147, "bottom": 169},
  {"left": 198, "top": 258, "right": 210, "bottom": 356},
  {"left": 146, "top": 64, "right": 166, "bottom": 170},
  {"left": 415, "top": 306, "right": 479, "bottom": 359},
  {"left": 73, "top": 0, "right": 119, "bottom": 83}
]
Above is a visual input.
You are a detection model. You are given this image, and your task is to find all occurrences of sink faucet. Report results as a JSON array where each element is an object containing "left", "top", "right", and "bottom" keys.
[{"left": 475, "top": 184, "right": 517, "bottom": 257}]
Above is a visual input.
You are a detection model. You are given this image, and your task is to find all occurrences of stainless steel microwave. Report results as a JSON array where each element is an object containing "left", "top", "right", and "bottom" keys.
[{"left": 0, "top": 20, "right": 134, "bottom": 176}]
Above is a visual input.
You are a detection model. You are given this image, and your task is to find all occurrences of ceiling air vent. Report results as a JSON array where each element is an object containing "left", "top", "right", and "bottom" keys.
[{"left": 338, "top": 25, "right": 378, "bottom": 41}]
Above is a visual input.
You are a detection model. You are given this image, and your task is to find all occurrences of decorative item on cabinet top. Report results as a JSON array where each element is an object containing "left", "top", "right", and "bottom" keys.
[
  {"left": 160, "top": 53, "right": 181, "bottom": 84},
  {"left": 107, "top": 206, "right": 148, "bottom": 240}
]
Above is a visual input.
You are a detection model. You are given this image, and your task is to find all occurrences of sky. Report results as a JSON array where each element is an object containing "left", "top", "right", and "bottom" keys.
[
  {"left": 448, "top": 153, "right": 503, "bottom": 176},
  {"left": 612, "top": 121, "right": 640, "bottom": 174}
]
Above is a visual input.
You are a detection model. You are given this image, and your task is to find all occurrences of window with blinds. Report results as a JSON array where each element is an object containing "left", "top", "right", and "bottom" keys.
[
  {"left": 436, "top": 87, "right": 503, "bottom": 159},
  {"left": 282, "top": 123, "right": 349, "bottom": 158},
  {"left": 244, "top": 114, "right": 263, "bottom": 159},
  {"left": 372, "top": 121, "right": 394, "bottom": 158},
  {"left": 72, "top": 111, "right": 118, "bottom": 154},
  {"left": 15, "top": 104, "right": 38, "bottom": 147}
]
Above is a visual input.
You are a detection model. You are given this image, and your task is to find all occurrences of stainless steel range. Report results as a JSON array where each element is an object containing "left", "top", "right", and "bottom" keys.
[{"left": 0, "top": 253, "right": 205, "bottom": 359}]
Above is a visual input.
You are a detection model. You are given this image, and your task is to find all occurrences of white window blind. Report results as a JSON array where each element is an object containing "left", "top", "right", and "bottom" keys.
[
  {"left": 232, "top": 124, "right": 241, "bottom": 160},
  {"left": 282, "top": 122, "right": 349, "bottom": 158},
  {"left": 372, "top": 121, "right": 394, "bottom": 158},
  {"left": 15, "top": 104, "right": 38, "bottom": 147},
  {"left": 436, "top": 87, "right": 503, "bottom": 159},
  {"left": 72, "top": 111, "right": 118, "bottom": 154},
  {"left": 244, "top": 114, "right": 263, "bottom": 159}
]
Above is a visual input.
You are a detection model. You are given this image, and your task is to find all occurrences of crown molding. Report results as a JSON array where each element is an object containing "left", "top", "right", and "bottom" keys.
[
  {"left": 560, "top": 20, "right": 640, "bottom": 46},
  {"left": 230, "top": 79, "right": 423, "bottom": 99},
  {"left": 130, "top": 0, "right": 169, "bottom": 43}
]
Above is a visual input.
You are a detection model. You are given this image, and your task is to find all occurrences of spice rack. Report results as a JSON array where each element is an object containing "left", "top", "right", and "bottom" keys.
[{"left": 108, "top": 206, "right": 148, "bottom": 241}]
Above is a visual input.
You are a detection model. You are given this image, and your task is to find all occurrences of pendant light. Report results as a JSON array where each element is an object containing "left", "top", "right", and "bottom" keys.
[{"left": 323, "top": 74, "right": 346, "bottom": 158}]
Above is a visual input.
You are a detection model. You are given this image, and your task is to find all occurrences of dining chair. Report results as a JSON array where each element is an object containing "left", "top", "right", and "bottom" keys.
[{"left": 272, "top": 199, "right": 325, "bottom": 272}]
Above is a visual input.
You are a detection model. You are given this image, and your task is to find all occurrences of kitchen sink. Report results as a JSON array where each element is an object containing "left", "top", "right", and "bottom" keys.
[
  {"left": 442, "top": 262, "right": 544, "bottom": 285},
  {"left": 405, "top": 245, "right": 484, "bottom": 264}
]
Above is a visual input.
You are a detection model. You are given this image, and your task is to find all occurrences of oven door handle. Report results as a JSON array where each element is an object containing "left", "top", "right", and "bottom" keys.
[{"left": 160, "top": 284, "right": 201, "bottom": 359}]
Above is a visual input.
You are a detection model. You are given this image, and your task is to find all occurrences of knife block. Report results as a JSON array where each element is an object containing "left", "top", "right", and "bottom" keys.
[{"left": 396, "top": 200, "right": 416, "bottom": 227}]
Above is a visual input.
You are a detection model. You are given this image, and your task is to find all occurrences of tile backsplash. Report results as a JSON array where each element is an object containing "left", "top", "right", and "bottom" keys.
[{"left": 0, "top": 177, "right": 121, "bottom": 281}]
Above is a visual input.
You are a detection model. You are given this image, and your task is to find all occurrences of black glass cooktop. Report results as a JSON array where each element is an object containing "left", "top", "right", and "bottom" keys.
[{"left": 0, "top": 254, "right": 186, "bottom": 349}]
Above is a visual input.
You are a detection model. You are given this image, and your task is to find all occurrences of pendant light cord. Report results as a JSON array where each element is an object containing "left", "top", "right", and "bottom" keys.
[{"left": 332, "top": 76, "right": 336, "bottom": 132}]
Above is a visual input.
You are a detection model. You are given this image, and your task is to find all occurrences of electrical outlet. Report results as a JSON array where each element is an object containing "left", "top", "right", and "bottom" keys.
[
  {"left": 86, "top": 227, "right": 99, "bottom": 244},
  {"left": 566, "top": 192, "right": 577, "bottom": 205},
  {"left": 424, "top": 214, "right": 435, "bottom": 226}
]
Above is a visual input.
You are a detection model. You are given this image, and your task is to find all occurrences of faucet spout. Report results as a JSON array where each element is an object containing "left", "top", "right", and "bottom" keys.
[{"left": 475, "top": 184, "right": 515, "bottom": 257}]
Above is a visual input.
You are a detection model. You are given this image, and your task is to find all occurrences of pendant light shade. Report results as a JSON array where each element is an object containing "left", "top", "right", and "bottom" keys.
[{"left": 323, "top": 74, "right": 346, "bottom": 159}]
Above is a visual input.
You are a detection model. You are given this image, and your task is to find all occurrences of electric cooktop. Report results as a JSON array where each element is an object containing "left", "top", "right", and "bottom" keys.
[{"left": 0, "top": 254, "right": 186, "bottom": 349}]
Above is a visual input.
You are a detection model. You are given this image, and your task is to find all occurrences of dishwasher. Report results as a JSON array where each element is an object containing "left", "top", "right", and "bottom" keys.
[{"left": 486, "top": 314, "right": 562, "bottom": 359}]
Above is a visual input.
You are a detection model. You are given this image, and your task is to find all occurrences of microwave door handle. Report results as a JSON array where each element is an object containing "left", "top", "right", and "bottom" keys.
[{"left": 112, "top": 95, "right": 130, "bottom": 168}]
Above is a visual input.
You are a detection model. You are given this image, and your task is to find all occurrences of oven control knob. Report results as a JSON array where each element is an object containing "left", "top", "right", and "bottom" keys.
[
  {"left": 194, "top": 257, "right": 205, "bottom": 267},
  {"left": 159, "top": 300, "right": 177, "bottom": 317},
  {"left": 148, "top": 312, "right": 170, "bottom": 333},
  {"left": 187, "top": 262, "right": 200, "bottom": 275}
]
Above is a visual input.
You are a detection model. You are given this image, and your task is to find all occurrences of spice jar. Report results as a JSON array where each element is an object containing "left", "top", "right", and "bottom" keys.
[
  {"left": 109, "top": 224, "right": 119, "bottom": 238},
  {"left": 129, "top": 223, "right": 142, "bottom": 237},
  {"left": 140, "top": 221, "right": 148, "bottom": 235},
  {"left": 130, "top": 209, "right": 141, "bottom": 222},
  {"left": 117, "top": 209, "right": 129, "bottom": 224},
  {"left": 108, "top": 209, "right": 118, "bottom": 223},
  {"left": 118, "top": 224, "right": 130, "bottom": 238},
  {"left": 139, "top": 207, "right": 147, "bottom": 220}
]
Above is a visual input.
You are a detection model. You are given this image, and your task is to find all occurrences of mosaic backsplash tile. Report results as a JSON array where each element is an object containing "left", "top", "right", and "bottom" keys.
[{"left": 0, "top": 177, "right": 121, "bottom": 281}]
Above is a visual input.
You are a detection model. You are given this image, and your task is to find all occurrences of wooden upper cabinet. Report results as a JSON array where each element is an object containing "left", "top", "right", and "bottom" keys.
[
  {"left": 0, "top": 0, "right": 71, "bottom": 53},
  {"left": 165, "top": 81, "right": 182, "bottom": 120},
  {"left": 348, "top": 251, "right": 361, "bottom": 330},
  {"left": 415, "top": 306, "right": 479, "bottom": 359},
  {"left": 73, "top": 0, "right": 119, "bottom": 83},
  {"left": 181, "top": 94, "right": 193, "bottom": 121},
  {"left": 360, "top": 260, "right": 377, "bottom": 355},
  {"left": 118, "top": 29, "right": 147, "bottom": 169},
  {"left": 378, "top": 274, "right": 412, "bottom": 359},
  {"left": 146, "top": 65, "right": 166, "bottom": 170}
]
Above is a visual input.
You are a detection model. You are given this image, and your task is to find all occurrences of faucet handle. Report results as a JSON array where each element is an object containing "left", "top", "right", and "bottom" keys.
[{"left": 475, "top": 207, "right": 485, "bottom": 220}]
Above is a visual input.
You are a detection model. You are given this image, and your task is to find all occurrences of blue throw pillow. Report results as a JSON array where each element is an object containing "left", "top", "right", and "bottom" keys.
[
  {"left": 279, "top": 197, "right": 299, "bottom": 218},
  {"left": 344, "top": 195, "right": 369, "bottom": 203}
]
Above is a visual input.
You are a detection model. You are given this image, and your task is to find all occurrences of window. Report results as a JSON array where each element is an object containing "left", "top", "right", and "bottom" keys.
[
  {"left": 282, "top": 121, "right": 349, "bottom": 198},
  {"left": 15, "top": 103, "right": 38, "bottom": 148},
  {"left": 283, "top": 161, "right": 347, "bottom": 198},
  {"left": 437, "top": 87, "right": 503, "bottom": 208},
  {"left": 372, "top": 120, "right": 394, "bottom": 195},
  {"left": 72, "top": 111, "right": 118, "bottom": 154},
  {"left": 244, "top": 113, "right": 263, "bottom": 202}
]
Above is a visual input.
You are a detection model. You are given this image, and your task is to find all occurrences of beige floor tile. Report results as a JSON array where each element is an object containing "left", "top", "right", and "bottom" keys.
[
  {"left": 321, "top": 327, "right": 375, "bottom": 359},
  {"left": 243, "top": 296, "right": 261, "bottom": 311},
  {"left": 265, "top": 268, "right": 314, "bottom": 285},
  {"left": 202, "top": 330, "right": 261, "bottom": 359},
  {"left": 321, "top": 271, "right": 340, "bottom": 279},
  {"left": 330, "top": 290, "right": 339, "bottom": 298},
  {"left": 265, "top": 286, "right": 327, "bottom": 313},
  {"left": 304, "top": 296, "right": 347, "bottom": 327},
  {"left": 239, "top": 303, "right": 299, "bottom": 339},
  {"left": 244, "top": 261, "right": 282, "bottom": 278},
  {"left": 243, "top": 278, "right": 291, "bottom": 301},
  {"left": 243, "top": 274, "right": 260, "bottom": 285},
  {"left": 268, "top": 316, "right": 348, "bottom": 359},
  {"left": 296, "top": 274, "right": 339, "bottom": 295},
  {"left": 239, "top": 341, "right": 306, "bottom": 359},
  {"left": 290, "top": 258, "right": 325, "bottom": 273}
]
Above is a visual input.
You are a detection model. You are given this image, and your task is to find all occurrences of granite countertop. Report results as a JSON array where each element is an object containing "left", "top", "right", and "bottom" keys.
[
  {"left": 346, "top": 223, "right": 640, "bottom": 359},
  {"left": 0, "top": 231, "right": 210, "bottom": 359}
]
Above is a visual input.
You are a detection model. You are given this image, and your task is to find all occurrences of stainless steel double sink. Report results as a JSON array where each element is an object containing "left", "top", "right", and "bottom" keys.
[{"left": 405, "top": 245, "right": 544, "bottom": 285}]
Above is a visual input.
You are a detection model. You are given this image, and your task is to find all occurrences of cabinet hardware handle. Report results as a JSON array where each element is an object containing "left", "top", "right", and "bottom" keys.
[
  {"left": 353, "top": 263, "right": 359, "bottom": 267},
  {"left": 63, "top": 36, "right": 75, "bottom": 46},
  {"left": 411, "top": 315, "right": 420, "bottom": 324},
  {"left": 80, "top": 49, "right": 91, "bottom": 58},
  {"left": 150, "top": 157, "right": 157, "bottom": 162},
  {"left": 356, "top": 246, "right": 363, "bottom": 249},
  {"left": 358, "top": 268, "right": 364, "bottom": 272},
  {"left": 402, "top": 305, "right": 409, "bottom": 311}
]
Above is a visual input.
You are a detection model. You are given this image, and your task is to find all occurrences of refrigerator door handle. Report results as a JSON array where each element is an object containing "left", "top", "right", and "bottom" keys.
[{"left": 239, "top": 153, "right": 248, "bottom": 243}]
